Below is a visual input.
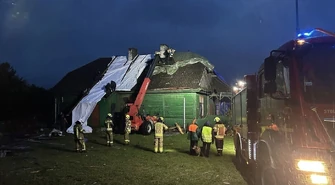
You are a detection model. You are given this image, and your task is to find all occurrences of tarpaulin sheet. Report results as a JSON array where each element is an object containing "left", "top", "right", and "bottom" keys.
[{"left": 67, "top": 54, "right": 152, "bottom": 134}]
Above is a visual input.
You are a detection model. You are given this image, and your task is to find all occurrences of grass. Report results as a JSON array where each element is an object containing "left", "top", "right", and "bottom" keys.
[{"left": 0, "top": 131, "right": 247, "bottom": 185}]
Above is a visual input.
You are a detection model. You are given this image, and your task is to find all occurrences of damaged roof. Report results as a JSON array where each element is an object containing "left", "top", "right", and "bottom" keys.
[
  {"left": 149, "top": 51, "right": 219, "bottom": 90},
  {"left": 52, "top": 51, "right": 230, "bottom": 96},
  {"left": 149, "top": 62, "right": 206, "bottom": 90},
  {"left": 51, "top": 58, "right": 113, "bottom": 96}
]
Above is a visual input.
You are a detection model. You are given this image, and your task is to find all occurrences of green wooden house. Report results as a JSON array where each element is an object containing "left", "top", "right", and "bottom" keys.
[
  {"left": 140, "top": 52, "right": 231, "bottom": 128},
  {"left": 51, "top": 50, "right": 232, "bottom": 129}
]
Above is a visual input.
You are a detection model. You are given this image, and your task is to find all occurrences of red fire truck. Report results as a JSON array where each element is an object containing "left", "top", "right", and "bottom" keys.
[{"left": 232, "top": 28, "right": 335, "bottom": 185}]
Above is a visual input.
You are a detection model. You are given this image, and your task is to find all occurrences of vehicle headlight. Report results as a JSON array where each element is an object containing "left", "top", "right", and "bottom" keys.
[
  {"left": 310, "top": 174, "right": 328, "bottom": 184},
  {"left": 296, "top": 160, "right": 326, "bottom": 173}
]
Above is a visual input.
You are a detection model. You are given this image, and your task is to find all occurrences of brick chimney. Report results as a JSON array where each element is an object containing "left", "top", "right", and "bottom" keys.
[{"left": 128, "top": 48, "right": 138, "bottom": 61}]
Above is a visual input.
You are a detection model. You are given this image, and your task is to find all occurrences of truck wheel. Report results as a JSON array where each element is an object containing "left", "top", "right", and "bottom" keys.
[
  {"left": 255, "top": 146, "right": 278, "bottom": 185},
  {"left": 260, "top": 166, "right": 277, "bottom": 185},
  {"left": 235, "top": 140, "right": 243, "bottom": 170},
  {"left": 140, "top": 121, "right": 152, "bottom": 135}
]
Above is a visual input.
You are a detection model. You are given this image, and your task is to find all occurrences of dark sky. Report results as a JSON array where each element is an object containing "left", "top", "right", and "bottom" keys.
[{"left": 1, "top": 0, "right": 335, "bottom": 89}]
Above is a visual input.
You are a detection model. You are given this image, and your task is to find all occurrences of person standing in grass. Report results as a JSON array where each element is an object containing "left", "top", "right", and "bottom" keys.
[
  {"left": 187, "top": 118, "right": 200, "bottom": 155},
  {"left": 213, "top": 117, "right": 226, "bottom": 156},
  {"left": 104, "top": 113, "right": 114, "bottom": 146},
  {"left": 201, "top": 121, "right": 213, "bottom": 157},
  {"left": 124, "top": 114, "right": 131, "bottom": 144},
  {"left": 73, "top": 120, "right": 86, "bottom": 153},
  {"left": 154, "top": 117, "right": 169, "bottom": 153}
]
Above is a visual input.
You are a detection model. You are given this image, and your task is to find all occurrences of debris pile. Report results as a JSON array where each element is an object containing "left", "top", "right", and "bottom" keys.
[{"left": 153, "top": 52, "right": 214, "bottom": 76}]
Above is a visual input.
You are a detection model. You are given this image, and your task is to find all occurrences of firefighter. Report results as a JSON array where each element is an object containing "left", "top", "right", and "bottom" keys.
[
  {"left": 201, "top": 121, "right": 213, "bottom": 157},
  {"left": 267, "top": 114, "right": 279, "bottom": 131},
  {"left": 187, "top": 119, "right": 200, "bottom": 155},
  {"left": 73, "top": 120, "right": 86, "bottom": 152},
  {"left": 105, "top": 113, "right": 114, "bottom": 146},
  {"left": 124, "top": 114, "right": 131, "bottom": 144},
  {"left": 213, "top": 117, "right": 226, "bottom": 156},
  {"left": 154, "top": 117, "right": 168, "bottom": 153}
]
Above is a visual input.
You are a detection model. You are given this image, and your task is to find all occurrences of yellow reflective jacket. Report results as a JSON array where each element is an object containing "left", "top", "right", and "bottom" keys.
[
  {"left": 213, "top": 123, "right": 226, "bottom": 139},
  {"left": 201, "top": 126, "right": 213, "bottom": 143},
  {"left": 105, "top": 118, "right": 113, "bottom": 131},
  {"left": 155, "top": 122, "right": 168, "bottom": 137},
  {"left": 73, "top": 124, "right": 84, "bottom": 139}
]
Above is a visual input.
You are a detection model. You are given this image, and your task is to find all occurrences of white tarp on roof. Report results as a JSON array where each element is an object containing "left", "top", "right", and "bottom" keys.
[
  {"left": 67, "top": 54, "right": 152, "bottom": 134},
  {"left": 117, "top": 54, "right": 152, "bottom": 91}
]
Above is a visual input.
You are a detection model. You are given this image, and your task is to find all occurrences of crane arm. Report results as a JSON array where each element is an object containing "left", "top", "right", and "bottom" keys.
[{"left": 128, "top": 54, "right": 160, "bottom": 116}]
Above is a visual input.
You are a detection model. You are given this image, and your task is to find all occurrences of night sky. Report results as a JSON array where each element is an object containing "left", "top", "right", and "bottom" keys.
[{"left": 1, "top": 0, "right": 335, "bottom": 89}]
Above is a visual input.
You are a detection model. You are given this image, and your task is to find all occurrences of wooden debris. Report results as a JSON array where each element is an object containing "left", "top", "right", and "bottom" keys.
[
  {"left": 175, "top": 123, "right": 184, "bottom": 134},
  {"left": 168, "top": 126, "right": 177, "bottom": 130}
]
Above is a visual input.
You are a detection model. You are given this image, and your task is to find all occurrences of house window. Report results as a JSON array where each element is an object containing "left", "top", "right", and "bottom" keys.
[{"left": 199, "top": 95, "right": 204, "bottom": 118}]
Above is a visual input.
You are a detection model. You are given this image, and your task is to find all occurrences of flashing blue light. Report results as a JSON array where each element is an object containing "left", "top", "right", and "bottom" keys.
[{"left": 297, "top": 30, "right": 315, "bottom": 38}]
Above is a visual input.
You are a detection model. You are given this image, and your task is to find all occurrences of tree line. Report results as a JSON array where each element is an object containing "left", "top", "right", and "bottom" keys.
[{"left": 0, "top": 62, "right": 54, "bottom": 133}]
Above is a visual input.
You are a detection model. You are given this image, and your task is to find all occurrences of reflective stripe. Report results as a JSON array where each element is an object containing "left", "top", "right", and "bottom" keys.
[{"left": 125, "top": 120, "right": 131, "bottom": 133}]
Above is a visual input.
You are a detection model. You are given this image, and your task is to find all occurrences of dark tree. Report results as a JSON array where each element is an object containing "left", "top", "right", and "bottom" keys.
[{"left": 0, "top": 62, "right": 54, "bottom": 134}]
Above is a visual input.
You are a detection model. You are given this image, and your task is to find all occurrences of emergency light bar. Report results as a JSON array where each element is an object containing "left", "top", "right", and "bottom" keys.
[{"left": 297, "top": 28, "right": 335, "bottom": 39}]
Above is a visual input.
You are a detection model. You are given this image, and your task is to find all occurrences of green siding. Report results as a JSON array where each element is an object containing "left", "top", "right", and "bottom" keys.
[
  {"left": 141, "top": 93, "right": 197, "bottom": 127},
  {"left": 142, "top": 92, "right": 228, "bottom": 128},
  {"left": 85, "top": 91, "right": 228, "bottom": 129}
]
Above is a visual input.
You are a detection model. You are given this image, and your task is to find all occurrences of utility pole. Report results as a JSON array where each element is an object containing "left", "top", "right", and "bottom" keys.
[{"left": 295, "top": 0, "right": 300, "bottom": 36}]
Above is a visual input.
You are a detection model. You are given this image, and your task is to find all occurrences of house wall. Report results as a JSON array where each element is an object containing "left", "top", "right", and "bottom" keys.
[
  {"left": 86, "top": 91, "right": 229, "bottom": 129},
  {"left": 141, "top": 92, "right": 196, "bottom": 127},
  {"left": 141, "top": 92, "right": 226, "bottom": 128}
]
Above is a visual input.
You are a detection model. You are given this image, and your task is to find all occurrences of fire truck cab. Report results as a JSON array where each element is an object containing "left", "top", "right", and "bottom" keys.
[{"left": 233, "top": 28, "right": 335, "bottom": 185}]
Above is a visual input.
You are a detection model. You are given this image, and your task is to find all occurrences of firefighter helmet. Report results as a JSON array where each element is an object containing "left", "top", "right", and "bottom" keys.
[
  {"left": 107, "top": 113, "right": 112, "bottom": 117},
  {"left": 214, "top": 117, "right": 221, "bottom": 122},
  {"left": 157, "top": 117, "right": 164, "bottom": 122},
  {"left": 125, "top": 114, "right": 130, "bottom": 119}
]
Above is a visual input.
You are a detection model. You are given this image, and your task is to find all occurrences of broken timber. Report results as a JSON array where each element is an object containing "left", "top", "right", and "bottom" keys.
[{"left": 175, "top": 123, "right": 184, "bottom": 134}]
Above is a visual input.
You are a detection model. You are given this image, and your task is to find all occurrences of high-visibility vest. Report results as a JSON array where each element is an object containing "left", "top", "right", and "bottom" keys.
[
  {"left": 214, "top": 124, "right": 226, "bottom": 139},
  {"left": 188, "top": 124, "right": 198, "bottom": 132},
  {"left": 202, "top": 126, "right": 212, "bottom": 143},
  {"left": 155, "top": 122, "right": 168, "bottom": 137}
]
